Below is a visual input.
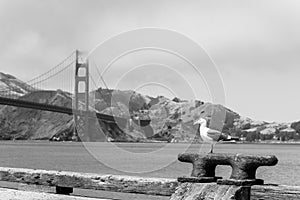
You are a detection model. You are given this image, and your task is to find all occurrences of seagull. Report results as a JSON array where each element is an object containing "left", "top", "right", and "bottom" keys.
[{"left": 194, "top": 118, "right": 239, "bottom": 153}]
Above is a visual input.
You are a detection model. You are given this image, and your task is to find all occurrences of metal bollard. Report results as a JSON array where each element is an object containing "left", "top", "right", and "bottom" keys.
[
  {"left": 171, "top": 153, "right": 278, "bottom": 200},
  {"left": 178, "top": 153, "right": 278, "bottom": 185}
]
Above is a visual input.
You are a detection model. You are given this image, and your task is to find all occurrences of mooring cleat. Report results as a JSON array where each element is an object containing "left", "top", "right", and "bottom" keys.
[{"left": 178, "top": 153, "right": 278, "bottom": 184}]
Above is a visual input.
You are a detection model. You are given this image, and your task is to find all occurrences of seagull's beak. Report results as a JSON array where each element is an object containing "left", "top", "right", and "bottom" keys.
[{"left": 193, "top": 121, "right": 199, "bottom": 125}]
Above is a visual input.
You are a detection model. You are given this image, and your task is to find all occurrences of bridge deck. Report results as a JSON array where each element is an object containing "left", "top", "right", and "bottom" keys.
[{"left": 0, "top": 96, "right": 150, "bottom": 125}]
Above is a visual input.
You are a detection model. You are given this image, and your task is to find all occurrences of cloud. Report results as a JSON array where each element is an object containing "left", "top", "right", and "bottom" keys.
[
  {"left": 7, "top": 31, "right": 41, "bottom": 56},
  {"left": 1, "top": 0, "right": 300, "bottom": 121}
]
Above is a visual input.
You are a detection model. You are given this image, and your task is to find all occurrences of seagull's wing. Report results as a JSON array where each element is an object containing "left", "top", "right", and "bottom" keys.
[
  {"left": 206, "top": 128, "right": 222, "bottom": 141},
  {"left": 218, "top": 132, "right": 231, "bottom": 141},
  {"left": 219, "top": 133, "right": 240, "bottom": 141}
]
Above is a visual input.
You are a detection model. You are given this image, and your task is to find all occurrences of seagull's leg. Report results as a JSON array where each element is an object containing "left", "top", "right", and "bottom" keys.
[{"left": 210, "top": 143, "right": 213, "bottom": 153}]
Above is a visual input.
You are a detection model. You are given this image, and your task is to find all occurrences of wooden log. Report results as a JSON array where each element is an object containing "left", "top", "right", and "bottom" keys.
[
  {"left": 170, "top": 182, "right": 251, "bottom": 200},
  {"left": 0, "top": 187, "right": 108, "bottom": 200},
  {"left": 0, "top": 167, "right": 178, "bottom": 196},
  {"left": 178, "top": 153, "right": 278, "bottom": 182},
  {"left": 3, "top": 184, "right": 296, "bottom": 200},
  {"left": 251, "top": 185, "right": 300, "bottom": 200},
  {"left": 170, "top": 183, "right": 300, "bottom": 200},
  {"left": 0, "top": 167, "right": 299, "bottom": 199}
]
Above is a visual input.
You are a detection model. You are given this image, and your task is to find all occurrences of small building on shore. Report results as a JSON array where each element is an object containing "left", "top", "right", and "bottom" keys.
[{"left": 278, "top": 127, "right": 298, "bottom": 141}]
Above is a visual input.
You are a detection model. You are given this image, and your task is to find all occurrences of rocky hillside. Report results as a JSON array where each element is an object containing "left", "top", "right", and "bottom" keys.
[
  {"left": 0, "top": 72, "right": 299, "bottom": 142},
  {"left": 0, "top": 90, "right": 74, "bottom": 140},
  {"left": 90, "top": 88, "right": 242, "bottom": 141},
  {"left": 0, "top": 86, "right": 240, "bottom": 142},
  {"left": 0, "top": 73, "right": 74, "bottom": 140},
  {"left": 0, "top": 89, "right": 135, "bottom": 141},
  {"left": 0, "top": 72, "right": 35, "bottom": 97},
  {"left": 229, "top": 117, "right": 300, "bottom": 142}
]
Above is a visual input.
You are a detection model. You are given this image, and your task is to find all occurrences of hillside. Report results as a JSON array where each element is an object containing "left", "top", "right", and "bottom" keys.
[
  {"left": 0, "top": 72, "right": 299, "bottom": 142},
  {"left": 92, "top": 88, "right": 241, "bottom": 142},
  {"left": 0, "top": 72, "right": 35, "bottom": 97},
  {"left": 0, "top": 90, "right": 73, "bottom": 140}
]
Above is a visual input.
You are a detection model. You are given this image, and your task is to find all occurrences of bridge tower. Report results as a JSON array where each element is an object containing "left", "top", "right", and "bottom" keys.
[{"left": 73, "top": 50, "right": 90, "bottom": 141}]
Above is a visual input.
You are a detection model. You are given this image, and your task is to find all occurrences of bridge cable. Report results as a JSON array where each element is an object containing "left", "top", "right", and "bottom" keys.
[
  {"left": 94, "top": 65, "right": 126, "bottom": 117},
  {"left": 26, "top": 51, "right": 76, "bottom": 85}
]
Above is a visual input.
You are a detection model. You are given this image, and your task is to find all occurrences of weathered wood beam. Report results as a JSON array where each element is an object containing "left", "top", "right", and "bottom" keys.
[
  {"left": 0, "top": 167, "right": 299, "bottom": 199},
  {"left": 0, "top": 187, "right": 108, "bottom": 200},
  {"left": 0, "top": 167, "right": 178, "bottom": 196},
  {"left": 251, "top": 185, "right": 300, "bottom": 200},
  {"left": 170, "top": 183, "right": 300, "bottom": 200},
  {"left": 170, "top": 183, "right": 251, "bottom": 200}
]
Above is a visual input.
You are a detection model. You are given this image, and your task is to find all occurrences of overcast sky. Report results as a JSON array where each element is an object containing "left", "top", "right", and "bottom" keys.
[{"left": 1, "top": 0, "right": 300, "bottom": 122}]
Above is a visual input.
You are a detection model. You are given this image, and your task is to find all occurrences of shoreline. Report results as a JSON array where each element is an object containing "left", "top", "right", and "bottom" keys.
[{"left": 0, "top": 139, "right": 300, "bottom": 145}]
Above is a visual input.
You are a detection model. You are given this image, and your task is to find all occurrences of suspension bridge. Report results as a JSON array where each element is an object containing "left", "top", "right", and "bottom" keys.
[{"left": 0, "top": 50, "right": 151, "bottom": 141}]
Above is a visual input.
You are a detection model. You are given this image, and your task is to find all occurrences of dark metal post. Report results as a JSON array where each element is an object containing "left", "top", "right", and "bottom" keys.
[{"left": 56, "top": 186, "right": 73, "bottom": 195}]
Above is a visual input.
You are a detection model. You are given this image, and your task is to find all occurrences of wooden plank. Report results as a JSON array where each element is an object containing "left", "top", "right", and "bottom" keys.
[
  {"left": 170, "top": 183, "right": 300, "bottom": 200},
  {"left": 170, "top": 182, "right": 251, "bottom": 200},
  {"left": 1, "top": 167, "right": 300, "bottom": 199},
  {"left": 0, "top": 167, "right": 178, "bottom": 196},
  {"left": 251, "top": 185, "right": 300, "bottom": 200},
  {"left": 0, "top": 187, "right": 110, "bottom": 200},
  {"left": 0, "top": 181, "right": 170, "bottom": 200}
]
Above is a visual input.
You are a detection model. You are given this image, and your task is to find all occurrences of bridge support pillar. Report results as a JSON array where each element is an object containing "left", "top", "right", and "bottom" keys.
[{"left": 73, "top": 50, "right": 90, "bottom": 142}]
